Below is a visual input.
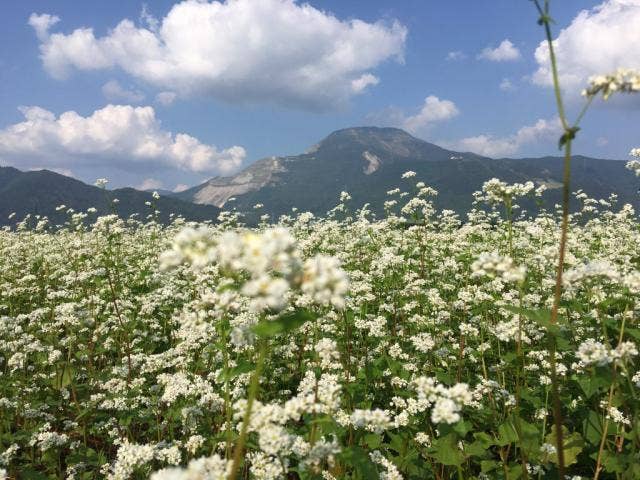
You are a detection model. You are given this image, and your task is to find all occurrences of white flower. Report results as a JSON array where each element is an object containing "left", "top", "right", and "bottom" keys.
[
  {"left": 150, "top": 454, "right": 232, "bottom": 480},
  {"left": 431, "top": 397, "right": 461, "bottom": 424},
  {"left": 626, "top": 159, "right": 640, "bottom": 177},
  {"left": 576, "top": 339, "right": 611, "bottom": 367},
  {"left": 315, "top": 338, "right": 341, "bottom": 370},
  {"left": 241, "top": 276, "right": 290, "bottom": 312},
  {"left": 583, "top": 69, "right": 640, "bottom": 100},
  {"left": 480, "top": 178, "right": 534, "bottom": 204},
  {"left": 94, "top": 178, "right": 109, "bottom": 189},
  {"left": 471, "top": 252, "right": 525, "bottom": 283},
  {"left": 301, "top": 255, "right": 349, "bottom": 309},
  {"left": 606, "top": 406, "right": 630, "bottom": 426},
  {"left": 350, "top": 409, "right": 392, "bottom": 433},
  {"left": 540, "top": 443, "right": 556, "bottom": 455}
]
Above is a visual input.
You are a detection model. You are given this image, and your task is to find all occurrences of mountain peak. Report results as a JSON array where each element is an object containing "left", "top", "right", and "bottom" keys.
[
  {"left": 315, "top": 125, "right": 447, "bottom": 159},
  {"left": 319, "top": 126, "right": 414, "bottom": 146}
]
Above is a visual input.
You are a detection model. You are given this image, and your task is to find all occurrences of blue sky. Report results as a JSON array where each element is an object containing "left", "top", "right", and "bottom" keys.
[{"left": 1, "top": 0, "right": 639, "bottom": 191}]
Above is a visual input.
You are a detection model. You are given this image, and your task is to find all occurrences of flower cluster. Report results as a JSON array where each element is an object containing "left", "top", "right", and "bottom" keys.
[
  {"left": 413, "top": 377, "right": 474, "bottom": 424},
  {"left": 480, "top": 178, "right": 535, "bottom": 204},
  {"left": 471, "top": 251, "right": 526, "bottom": 283},
  {"left": 161, "top": 227, "right": 348, "bottom": 312},
  {"left": 582, "top": 68, "right": 640, "bottom": 100}
]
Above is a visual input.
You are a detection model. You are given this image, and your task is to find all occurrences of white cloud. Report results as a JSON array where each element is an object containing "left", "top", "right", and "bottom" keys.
[
  {"left": 136, "top": 178, "right": 164, "bottom": 190},
  {"left": 0, "top": 104, "right": 245, "bottom": 174},
  {"left": 155, "top": 91, "right": 177, "bottom": 106},
  {"left": 478, "top": 39, "right": 521, "bottom": 62},
  {"left": 445, "top": 118, "right": 561, "bottom": 157},
  {"left": 402, "top": 96, "right": 460, "bottom": 134},
  {"left": 102, "top": 80, "right": 145, "bottom": 103},
  {"left": 446, "top": 50, "right": 466, "bottom": 61},
  {"left": 173, "top": 183, "right": 189, "bottom": 193},
  {"left": 499, "top": 78, "right": 515, "bottom": 91},
  {"left": 532, "top": 0, "right": 640, "bottom": 90},
  {"left": 351, "top": 74, "right": 379, "bottom": 93},
  {"left": 31, "top": 0, "right": 407, "bottom": 110},
  {"left": 28, "top": 13, "right": 60, "bottom": 42},
  {"left": 596, "top": 136, "right": 609, "bottom": 147}
]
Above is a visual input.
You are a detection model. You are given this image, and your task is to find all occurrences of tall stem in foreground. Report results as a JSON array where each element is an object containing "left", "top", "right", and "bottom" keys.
[
  {"left": 228, "top": 340, "right": 268, "bottom": 480},
  {"left": 547, "top": 138, "right": 571, "bottom": 476},
  {"left": 532, "top": 0, "right": 583, "bottom": 475}
]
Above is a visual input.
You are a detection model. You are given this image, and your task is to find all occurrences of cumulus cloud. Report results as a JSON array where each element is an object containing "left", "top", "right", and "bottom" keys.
[
  {"left": 28, "top": 13, "right": 60, "bottom": 42},
  {"left": 445, "top": 118, "right": 561, "bottom": 158},
  {"left": 478, "top": 39, "right": 521, "bottom": 62},
  {"left": 102, "top": 80, "right": 145, "bottom": 103},
  {"left": 401, "top": 96, "right": 460, "bottom": 135},
  {"left": 0, "top": 104, "right": 245, "bottom": 174},
  {"left": 155, "top": 91, "right": 177, "bottom": 106},
  {"left": 136, "top": 178, "right": 164, "bottom": 190},
  {"left": 366, "top": 96, "right": 459, "bottom": 136},
  {"left": 532, "top": 0, "right": 640, "bottom": 90},
  {"left": 30, "top": 0, "right": 407, "bottom": 110}
]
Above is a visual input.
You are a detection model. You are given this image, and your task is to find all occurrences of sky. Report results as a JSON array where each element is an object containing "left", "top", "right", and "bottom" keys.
[{"left": 1, "top": 0, "right": 639, "bottom": 192}]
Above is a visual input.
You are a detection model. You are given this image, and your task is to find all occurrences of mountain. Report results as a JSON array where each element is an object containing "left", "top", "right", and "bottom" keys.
[
  {"left": 176, "top": 126, "right": 640, "bottom": 220},
  {"left": 0, "top": 167, "right": 220, "bottom": 227}
]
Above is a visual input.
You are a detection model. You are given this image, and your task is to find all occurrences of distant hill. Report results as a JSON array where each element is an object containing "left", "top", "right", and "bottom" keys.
[
  {"left": 176, "top": 126, "right": 640, "bottom": 220},
  {"left": 0, "top": 167, "right": 220, "bottom": 227},
  {"left": 4, "top": 127, "right": 638, "bottom": 227}
]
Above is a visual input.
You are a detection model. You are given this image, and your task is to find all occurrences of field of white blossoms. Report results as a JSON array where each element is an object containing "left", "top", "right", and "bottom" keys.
[{"left": 2, "top": 167, "right": 640, "bottom": 479}]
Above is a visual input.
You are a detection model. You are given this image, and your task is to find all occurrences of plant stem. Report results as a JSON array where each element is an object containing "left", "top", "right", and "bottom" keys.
[
  {"left": 228, "top": 340, "right": 268, "bottom": 480},
  {"left": 532, "top": 1, "right": 590, "bottom": 475}
]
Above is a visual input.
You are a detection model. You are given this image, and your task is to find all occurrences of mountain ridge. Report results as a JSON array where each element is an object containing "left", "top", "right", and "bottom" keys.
[
  {"left": 2, "top": 126, "right": 637, "bottom": 226},
  {"left": 0, "top": 167, "right": 221, "bottom": 227},
  {"left": 175, "top": 126, "right": 637, "bottom": 219}
]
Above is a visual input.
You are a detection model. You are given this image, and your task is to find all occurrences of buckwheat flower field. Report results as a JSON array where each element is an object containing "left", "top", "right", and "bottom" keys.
[
  {"left": 2, "top": 173, "right": 640, "bottom": 479},
  {"left": 2, "top": 0, "right": 640, "bottom": 478}
]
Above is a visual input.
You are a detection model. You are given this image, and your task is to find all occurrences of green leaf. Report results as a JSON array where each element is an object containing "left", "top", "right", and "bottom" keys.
[
  {"left": 481, "top": 460, "right": 499, "bottom": 473},
  {"left": 558, "top": 127, "right": 580, "bottom": 149},
  {"left": 502, "top": 306, "right": 560, "bottom": 335},
  {"left": 544, "top": 426, "right": 584, "bottom": 466},
  {"left": 218, "top": 360, "right": 255, "bottom": 382},
  {"left": 252, "top": 309, "right": 315, "bottom": 338},
  {"left": 574, "top": 370, "right": 611, "bottom": 399},
  {"left": 473, "top": 432, "right": 495, "bottom": 449},
  {"left": 624, "top": 328, "right": 640, "bottom": 341},
  {"left": 599, "top": 450, "right": 625, "bottom": 473},
  {"left": 453, "top": 420, "right": 472, "bottom": 436},
  {"left": 508, "top": 463, "right": 524, "bottom": 479},
  {"left": 20, "top": 470, "right": 50, "bottom": 480},
  {"left": 497, "top": 422, "right": 519, "bottom": 446},
  {"left": 430, "top": 433, "right": 465, "bottom": 466},
  {"left": 340, "top": 446, "right": 378, "bottom": 478},
  {"left": 364, "top": 433, "right": 382, "bottom": 449},
  {"left": 583, "top": 410, "right": 603, "bottom": 445},
  {"left": 53, "top": 364, "right": 74, "bottom": 389}
]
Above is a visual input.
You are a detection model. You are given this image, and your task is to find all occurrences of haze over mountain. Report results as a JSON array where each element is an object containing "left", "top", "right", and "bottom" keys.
[
  {"left": 0, "top": 166, "right": 220, "bottom": 227},
  {"left": 175, "top": 127, "right": 639, "bottom": 220}
]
